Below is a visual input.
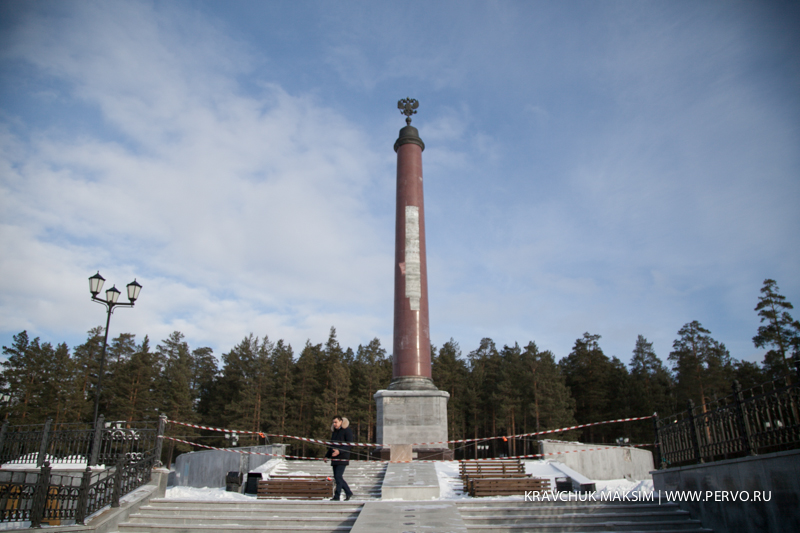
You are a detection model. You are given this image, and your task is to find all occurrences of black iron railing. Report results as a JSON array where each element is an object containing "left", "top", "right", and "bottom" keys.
[
  {"left": 655, "top": 361, "right": 800, "bottom": 468},
  {"left": 0, "top": 415, "right": 166, "bottom": 525}
]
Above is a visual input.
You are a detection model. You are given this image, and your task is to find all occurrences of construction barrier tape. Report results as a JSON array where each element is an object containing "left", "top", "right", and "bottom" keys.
[
  {"left": 158, "top": 435, "right": 656, "bottom": 464},
  {"left": 410, "top": 414, "right": 657, "bottom": 447},
  {"left": 165, "top": 419, "right": 382, "bottom": 448},
  {"left": 166, "top": 414, "right": 655, "bottom": 449}
]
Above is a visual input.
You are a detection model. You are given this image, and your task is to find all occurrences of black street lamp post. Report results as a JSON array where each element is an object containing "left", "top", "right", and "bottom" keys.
[{"left": 88, "top": 272, "right": 142, "bottom": 428}]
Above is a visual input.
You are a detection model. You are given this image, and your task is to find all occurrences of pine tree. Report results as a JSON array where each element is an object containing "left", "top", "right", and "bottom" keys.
[
  {"left": 269, "top": 340, "right": 294, "bottom": 437},
  {"left": 72, "top": 327, "right": 106, "bottom": 423},
  {"left": 432, "top": 339, "right": 468, "bottom": 445},
  {"left": 217, "top": 334, "right": 272, "bottom": 442},
  {"left": 155, "top": 332, "right": 197, "bottom": 465},
  {"left": 669, "top": 321, "right": 733, "bottom": 410},
  {"left": 520, "top": 342, "right": 576, "bottom": 437},
  {"left": 1, "top": 332, "right": 63, "bottom": 423},
  {"left": 190, "top": 346, "right": 218, "bottom": 418},
  {"left": 317, "top": 328, "right": 350, "bottom": 433},
  {"left": 292, "top": 341, "right": 322, "bottom": 456},
  {"left": 559, "top": 333, "right": 623, "bottom": 443},
  {"left": 753, "top": 279, "right": 800, "bottom": 379},
  {"left": 628, "top": 335, "right": 674, "bottom": 440},
  {"left": 467, "top": 338, "right": 503, "bottom": 456},
  {"left": 733, "top": 360, "right": 766, "bottom": 390},
  {"left": 498, "top": 344, "right": 525, "bottom": 455},
  {"left": 351, "top": 338, "right": 390, "bottom": 443}
]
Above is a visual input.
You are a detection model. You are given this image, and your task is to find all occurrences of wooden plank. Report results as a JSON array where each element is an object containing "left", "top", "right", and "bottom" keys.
[
  {"left": 461, "top": 472, "right": 530, "bottom": 490},
  {"left": 257, "top": 478, "right": 335, "bottom": 500},
  {"left": 468, "top": 477, "right": 551, "bottom": 497}
]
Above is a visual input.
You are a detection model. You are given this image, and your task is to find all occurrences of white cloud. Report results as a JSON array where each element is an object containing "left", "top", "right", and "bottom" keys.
[{"left": 0, "top": 1, "right": 396, "bottom": 356}]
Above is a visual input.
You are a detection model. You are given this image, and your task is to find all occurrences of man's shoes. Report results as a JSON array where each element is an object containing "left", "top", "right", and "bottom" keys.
[
  {"left": 344, "top": 494, "right": 352, "bottom": 501},
  {"left": 330, "top": 496, "right": 340, "bottom": 501}
]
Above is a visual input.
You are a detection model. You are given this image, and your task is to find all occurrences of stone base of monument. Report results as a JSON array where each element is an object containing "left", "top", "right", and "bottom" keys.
[
  {"left": 371, "top": 446, "right": 454, "bottom": 461},
  {"left": 373, "top": 389, "right": 453, "bottom": 461}
]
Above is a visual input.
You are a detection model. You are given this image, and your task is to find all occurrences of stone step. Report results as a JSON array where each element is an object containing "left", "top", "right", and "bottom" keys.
[
  {"left": 144, "top": 500, "right": 362, "bottom": 511},
  {"left": 136, "top": 504, "right": 361, "bottom": 518},
  {"left": 456, "top": 501, "right": 712, "bottom": 533},
  {"left": 125, "top": 515, "right": 358, "bottom": 527},
  {"left": 118, "top": 525, "right": 352, "bottom": 533},
  {"left": 270, "top": 460, "right": 387, "bottom": 500},
  {"left": 461, "top": 511, "right": 694, "bottom": 522},
  {"left": 117, "top": 500, "right": 363, "bottom": 533}
]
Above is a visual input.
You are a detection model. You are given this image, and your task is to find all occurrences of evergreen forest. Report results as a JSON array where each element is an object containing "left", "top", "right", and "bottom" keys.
[{"left": 2, "top": 279, "right": 798, "bottom": 463}]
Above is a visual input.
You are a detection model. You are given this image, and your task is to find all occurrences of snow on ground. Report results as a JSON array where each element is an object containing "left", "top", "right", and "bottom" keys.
[
  {"left": 594, "top": 478, "right": 655, "bottom": 496},
  {"left": 434, "top": 459, "right": 654, "bottom": 501},
  {"left": 250, "top": 458, "right": 284, "bottom": 476},
  {"left": 1, "top": 453, "right": 106, "bottom": 471},
  {"left": 434, "top": 461, "right": 464, "bottom": 499},
  {"left": 159, "top": 459, "right": 654, "bottom": 502},
  {"left": 165, "top": 486, "right": 257, "bottom": 501}
]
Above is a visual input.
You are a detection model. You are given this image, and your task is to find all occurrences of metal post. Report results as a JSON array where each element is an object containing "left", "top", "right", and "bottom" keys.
[
  {"left": 75, "top": 465, "right": 92, "bottom": 524},
  {"left": 686, "top": 400, "right": 703, "bottom": 464},
  {"left": 30, "top": 461, "right": 51, "bottom": 528},
  {"left": 111, "top": 454, "right": 125, "bottom": 508},
  {"left": 89, "top": 415, "right": 104, "bottom": 467},
  {"left": 732, "top": 380, "right": 755, "bottom": 456},
  {"left": 794, "top": 351, "right": 800, "bottom": 382},
  {"left": 652, "top": 412, "right": 665, "bottom": 469},
  {"left": 37, "top": 418, "right": 52, "bottom": 468},
  {"left": 93, "top": 308, "right": 113, "bottom": 427},
  {"left": 153, "top": 414, "right": 167, "bottom": 467},
  {"left": 0, "top": 420, "right": 8, "bottom": 463}
]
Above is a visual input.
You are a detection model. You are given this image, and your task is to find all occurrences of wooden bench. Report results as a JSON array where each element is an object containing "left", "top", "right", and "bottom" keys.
[
  {"left": 257, "top": 476, "right": 334, "bottom": 500},
  {"left": 469, "top": 477, "right": 551, "bottom": 497},
  {"left": 459, "top": 459, "right": 525, "bottom": 478},
  {"left": 461, "top": 472, "right": 531, "bottom": 492}
]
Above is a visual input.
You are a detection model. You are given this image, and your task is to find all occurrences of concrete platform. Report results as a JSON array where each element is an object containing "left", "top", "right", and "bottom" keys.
[
  {"left": 381, "top": 462, "right": 440, "bottom": 500},
  {"left": 350, "top": 501, "right": 467, "bottom": 533}
]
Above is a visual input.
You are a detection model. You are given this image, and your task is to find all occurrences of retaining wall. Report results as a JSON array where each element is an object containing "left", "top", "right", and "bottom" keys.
[
  {"left": 167, "top": 444, "right": 286, "bottom": 488},
  {"left": 538, "top": 440, "right": 654, "bottom": 480},
  {"left": 652, "top": 449, "right": 800, "bottom": 533}
]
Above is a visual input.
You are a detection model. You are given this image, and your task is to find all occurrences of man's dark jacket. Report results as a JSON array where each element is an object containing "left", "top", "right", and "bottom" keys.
[{"left": 325, "top": 417, "right": 353, "bottom": 464}]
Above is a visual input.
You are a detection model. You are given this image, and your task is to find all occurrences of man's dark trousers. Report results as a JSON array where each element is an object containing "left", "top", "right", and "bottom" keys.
[{"left": 332, "top": 463, "right": 352, "bottom": 500}]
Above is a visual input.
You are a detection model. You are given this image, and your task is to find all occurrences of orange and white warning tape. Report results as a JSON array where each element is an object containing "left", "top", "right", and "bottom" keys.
[
  {"left": 166, "top": 419, "right": 382, "bottom": 447},
  {"left": 411, "top": 414, "right": 657, "bottom": 447},
  {"left": 159, "top": 435, "right": 655, "bottom": 464},
  {"left": 165, "top": 414, "right": 654, "bottom": 450}
]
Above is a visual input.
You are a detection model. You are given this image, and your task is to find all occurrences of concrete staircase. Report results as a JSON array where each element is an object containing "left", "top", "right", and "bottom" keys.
[
  {"left": 117, "top": 500, "right": 362, "bottom": 533},
  {"left": 456, "top": 500, "right": 713, "bottom": 533},
  {"left": 270, "top": 459, "right": 386, "bottom": 500}
]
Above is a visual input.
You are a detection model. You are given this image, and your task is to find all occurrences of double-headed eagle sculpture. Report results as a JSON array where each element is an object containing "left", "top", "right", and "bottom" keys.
[{"left": 398, "top": 98, "right": 419, "bottom": 125}]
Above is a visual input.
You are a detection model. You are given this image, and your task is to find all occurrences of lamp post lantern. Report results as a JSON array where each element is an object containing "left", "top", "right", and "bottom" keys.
[{"left": 88, "top": 271, "right": 142, "bottom": 427}]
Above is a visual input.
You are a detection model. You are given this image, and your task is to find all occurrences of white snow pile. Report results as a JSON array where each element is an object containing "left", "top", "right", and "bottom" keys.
[
  {"left": 165, "top": 486, "right": 255, "bottom": 501},
  {"left": 1, "top": 453, "right": 105, "bottom": 471},
  {"left": 164, "top": 458, "right": 284, "bottom": 500},
  {"left": 434, "top": 459, "right": 654, "bottom": 501},
  {"left": 594, "top": 478, "right": 655, "bottom": 497}
]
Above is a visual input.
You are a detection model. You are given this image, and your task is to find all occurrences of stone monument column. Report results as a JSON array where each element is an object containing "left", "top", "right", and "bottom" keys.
[
  {"left": 374, "top": 99, "right": 451, "bottom": 461},
  {"left": 390, "top": 98, "right": 434, "bottom": 391}
]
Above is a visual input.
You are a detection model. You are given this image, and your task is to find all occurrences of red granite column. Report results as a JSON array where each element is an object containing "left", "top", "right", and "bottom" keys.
[{"left": 391, "top": 100, "right": 436, "bottom": 390}]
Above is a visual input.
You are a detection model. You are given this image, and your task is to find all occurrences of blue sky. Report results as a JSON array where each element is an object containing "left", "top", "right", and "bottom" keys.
[{"left": 1, "top": 1, "right": 798, "bottom": 369}]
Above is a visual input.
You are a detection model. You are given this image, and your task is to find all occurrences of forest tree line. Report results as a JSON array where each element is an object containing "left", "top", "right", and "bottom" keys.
[{"left": 1, "top": 279, "right": 798, "bottom": 461}]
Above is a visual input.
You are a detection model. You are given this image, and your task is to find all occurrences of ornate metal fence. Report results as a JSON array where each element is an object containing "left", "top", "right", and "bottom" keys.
[
  {"left": 0, "top": 416, "right": 166, "bottom": 526},
  {"left": 655, "top": 362, "right": 800, "bottom": 468}
]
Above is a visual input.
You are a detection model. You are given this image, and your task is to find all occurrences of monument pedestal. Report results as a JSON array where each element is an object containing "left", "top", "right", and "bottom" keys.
[{"left": 374, "top": 389, "right": 453, "bottom": 461}]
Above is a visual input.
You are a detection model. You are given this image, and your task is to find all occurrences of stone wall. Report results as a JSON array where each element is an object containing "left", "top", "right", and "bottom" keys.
[
  {"left": 538, "top": 440, "right": 654, "bottom": 480},
  {"left": 652, "top": 449, "right": 800, "bottom": 533}
]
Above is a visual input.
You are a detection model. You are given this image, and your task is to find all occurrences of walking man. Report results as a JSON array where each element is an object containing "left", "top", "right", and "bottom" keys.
[{"left": 324, "top": 415, "right": 354, "bottom": 501}]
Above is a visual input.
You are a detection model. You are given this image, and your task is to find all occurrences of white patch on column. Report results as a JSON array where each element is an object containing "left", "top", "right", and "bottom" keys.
[{"left": 405, "top": 206, "right": 421, "bottom": 311}]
